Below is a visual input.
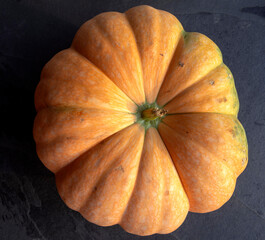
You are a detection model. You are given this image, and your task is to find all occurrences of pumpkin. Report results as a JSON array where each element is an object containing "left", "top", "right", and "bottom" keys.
[{"left": 33, "top": 5, "right": 248, "bottom": 236}]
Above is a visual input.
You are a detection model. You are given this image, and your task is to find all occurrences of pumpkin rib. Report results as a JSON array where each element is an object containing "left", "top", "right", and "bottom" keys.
[
  {"left": 37, "top": 127, "right": 124, "bottom": 174},
  {"left": 80, "top": 125, "right": 145, "bottom": 226},
  {"left": 153, "top": 10, "right": 185, "bottom": 104},
  {"left": 155, "top": 128, "right": 190, "bottom": 208},
  {"left": 163, "top": 63, "right": 239, "bottom": 116},
  {"left": 155, "top": 31, "right": 185, "bottom": 105},
  {"left": 157, "top": 127, "right": 187, "bottom": 189},
  {"left": 71, "top": 12, "right": 145, "bottom": 105},
  {"left": 55, "top": 142, "right": 124, "bottom": 211},
  {"left": 120, "top": 128, "right": 189, "bottom": 235},
  {"left": 36, "top": 48, "right": 136, "bottom": 113},
  {"left": 77, "top": 128, "right": 142, "bottom": 213},
  {"left": 69, "top": 46, "right": 139, "bottom": 108},
  {"left": 81, "top": 124, "right": 144, "bottom": 206},
  {"left": 125, "top": 6, "right": 159, "bottom": 104},
  {"left": 123, "top": 12, "right": 144, "bottom": 102},
  {"left": 161, "top": 117, "right": 234, "bottom": 171},
  {"left": 153, "top": 29, "right": 185, "bottom": 104},
  {"left": 93, "top": 16, "right": 143, "bottom": 106},
  {"left": 120, "top": 129, "right": 164, "bottom": 235},
  {"left": 158, "top": 122, "right": 237, "bottom": 213},
  {"left": 154, "top": 129, "right": 189, "bottom": 234},
  {"left": 34, "top": 107, "right": 135, "bottom": 173},
  {"left": 55, "top": 124, "right": 145, "bottom": 224},
  {"left": 77, "top": 158, "right": 124, "bottom": 211},
  {"left": 157, "top": 32, "right": 223, "bottom": 106},
  {"left": 133, "top": 6, "right": 162, "bottom": 104},
  {"left": 81, "top": 124, "right": 145, "bottom": 225},
  {"left": 33, "top": 106, "right": 136, "bottom": 144},
  {"left": 119, "top": 130, "right": 146, "bottom": 225},
  {"left": 155, "top": 30, "right": 185, "bottom": 103},
  {"left": 67, "top": 48, "right": 138, "bottom": 112},
  {"left": 161, "top": 113, "right": 248, "bottom": 177},
  {"left": 125, "top": 5, "right": 184, "bottom": 103}
]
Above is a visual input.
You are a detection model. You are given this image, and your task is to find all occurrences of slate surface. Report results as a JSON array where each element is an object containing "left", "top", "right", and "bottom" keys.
[{"left": 1, "top": 0, "right": 265, "bottom": 239}]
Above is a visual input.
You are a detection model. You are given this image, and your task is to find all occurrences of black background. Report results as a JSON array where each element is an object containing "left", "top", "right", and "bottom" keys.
[{"left": 1, "top": 0, "right": 265, "bottom": 239}]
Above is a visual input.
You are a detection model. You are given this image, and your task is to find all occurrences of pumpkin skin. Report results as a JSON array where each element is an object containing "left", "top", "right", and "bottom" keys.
[{"left": 33, "top": 5, "right": 248, "bottom": 236}]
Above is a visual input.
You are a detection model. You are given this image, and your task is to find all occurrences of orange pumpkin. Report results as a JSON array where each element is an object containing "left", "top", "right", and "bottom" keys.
[{"left": 33, "top": 5, "right": 248, "bottom": 236}]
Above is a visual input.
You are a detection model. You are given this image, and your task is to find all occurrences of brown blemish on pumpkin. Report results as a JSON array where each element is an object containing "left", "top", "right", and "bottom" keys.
[
  {"left": 80, "top": 118, "right": 85, "bottom": 122},
  {"left": 228, "top": 129, "right": 236, "bottom": 138},
  {"left": 217, "top": 97, "right": 227, "bottom": 103},
  {"left": 185, "top": 131, "right": 189, "bottom": 134},
  {"left": 209, "top": 80, "right": 215, "bottom": 85},
  {"left": 115, "top": 165, "right": 124, "bottom": 173},
  {"left": 165, "top": 190, "right": 170, "bottom": 196},
  {"left": 233, "top": 101, "right": 238, "bottom": 109},
  {"left": 242, "top": 157, "right": 247, "bottom": 166},
  {"left": 93, "top": 186, "right": 97, "bottom": 192},
  {"left": 179, "top": 61, "right": 184, "bottom": 67},
  {"left": 95, "top": 159, "right": 101, "bottom": 167},
  {"left": 66, "top": 136, "right": 75, "bottom": 140},
  {"left": 160, "top": 53, "right": 164, "bottom": 56}
]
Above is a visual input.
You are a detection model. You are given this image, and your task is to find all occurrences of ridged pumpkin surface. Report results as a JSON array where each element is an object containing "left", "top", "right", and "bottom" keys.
[{"left": 33, "top": 5, "right": 248, "bottom": 236}]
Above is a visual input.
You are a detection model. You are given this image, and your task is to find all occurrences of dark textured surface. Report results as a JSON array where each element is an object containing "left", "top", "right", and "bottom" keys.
[{"left": 1, "top": 0, "right": 265, "bottom": 239}]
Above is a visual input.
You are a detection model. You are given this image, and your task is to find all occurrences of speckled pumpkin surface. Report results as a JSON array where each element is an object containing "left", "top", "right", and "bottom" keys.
[{"left": 33, "top": 5, "right": 248, "bottom": 236}]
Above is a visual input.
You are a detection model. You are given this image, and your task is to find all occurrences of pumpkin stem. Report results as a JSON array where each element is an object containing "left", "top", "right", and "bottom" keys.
[{"left": 141, "top": 108, "right": 168, "bottom": 121}]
